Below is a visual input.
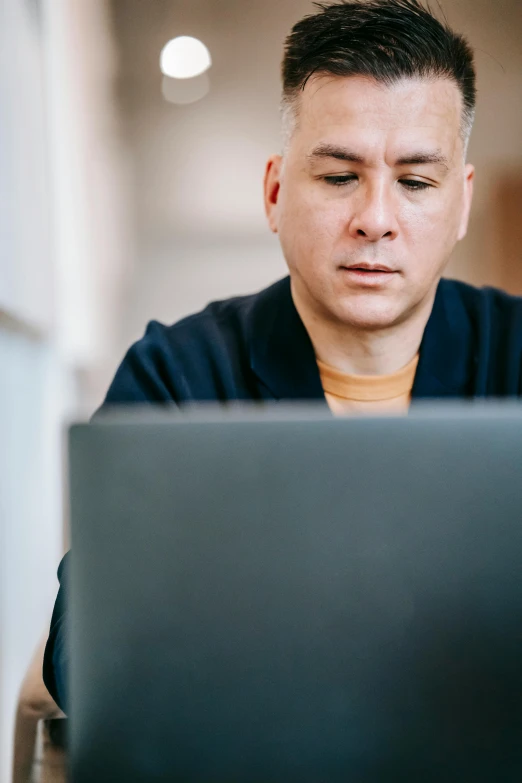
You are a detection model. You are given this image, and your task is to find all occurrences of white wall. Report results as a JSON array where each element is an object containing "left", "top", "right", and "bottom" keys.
[
  {"left": 0, "top": 327, "right": 66, "bottom": 781},
  {"left": 0, "top": 0, "right": 130, "bottom": 779},
  {"left": 44, "top": 0, "right": 133, "bottom": 377},
  {"left": 0, "top": 0, "right": 53, "bottom": 332},
  {"left": 0, "top": 0, "right": 59, "bottom": 775}
]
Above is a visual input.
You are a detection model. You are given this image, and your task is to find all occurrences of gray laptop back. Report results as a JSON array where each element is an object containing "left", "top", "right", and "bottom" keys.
[{"left": 69, "top": 407, "right": 522, "bottom": 782}]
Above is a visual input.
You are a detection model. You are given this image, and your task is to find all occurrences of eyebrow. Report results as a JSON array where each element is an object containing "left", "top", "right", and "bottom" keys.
[{"left": 306, "top": 143, "right": 450, "bottom": 171}]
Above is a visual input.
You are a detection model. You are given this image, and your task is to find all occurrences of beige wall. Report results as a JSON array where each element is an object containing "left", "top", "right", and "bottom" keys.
[
  {"left": 445, "top": 0, "right": 522, "bottom": 288},
  {"left": 103, "top": 0, "right": 522, "bottom": 387}
]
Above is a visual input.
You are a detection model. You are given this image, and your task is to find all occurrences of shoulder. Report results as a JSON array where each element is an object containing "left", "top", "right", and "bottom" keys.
[
  {"left": 101, "top": 277, "right": 290, "bottom": 405},
  {"left": 142, "top": 276, "right": 289, "bottom": 355},
  {"left": 439, "top": 278, "right": 522, "bottom": 395},
  {"left": 439, "top": 277, "right": 522, "bottom": 331}
]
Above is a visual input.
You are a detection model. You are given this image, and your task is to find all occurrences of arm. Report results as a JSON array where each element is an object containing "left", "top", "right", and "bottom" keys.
[
  {"left": 42, "top": 554, "right": 69, "bottom": 711},
  {"left": 14, "top": 635, "right": 64, "bottom": 782},
  {"left": 43, "top": 321, "right": 180, "bottom": 713}
]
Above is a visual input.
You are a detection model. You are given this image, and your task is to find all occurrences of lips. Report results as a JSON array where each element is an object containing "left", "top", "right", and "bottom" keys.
[
  {"left": 338, "top": 264, "right": 398, "bottom": 286},
  {"left": 342, "top": 263, "right": 395, "bottom": 273}
]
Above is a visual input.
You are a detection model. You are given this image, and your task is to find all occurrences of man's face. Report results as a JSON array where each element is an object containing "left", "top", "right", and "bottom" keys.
[{"left": 264, "top": 75, "right": 474, "bottom": 330}]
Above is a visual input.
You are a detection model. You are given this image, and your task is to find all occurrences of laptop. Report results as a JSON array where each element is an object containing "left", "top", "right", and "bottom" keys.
[{"left": 68, "top": 405, "right": 522, "bottom": 782}]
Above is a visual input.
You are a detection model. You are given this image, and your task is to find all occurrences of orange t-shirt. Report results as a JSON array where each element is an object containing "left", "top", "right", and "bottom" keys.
[{"left": 317, "top": 354, "right": 419, "bottom": 416}]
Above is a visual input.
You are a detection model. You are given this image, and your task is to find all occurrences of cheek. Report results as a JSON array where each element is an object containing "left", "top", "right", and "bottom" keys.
[
  {"left": 401, "top": 198, "right": 460, "bottom": 260},
  {"left": 279, "top": 187, "right": 345, "bottom": 261}
]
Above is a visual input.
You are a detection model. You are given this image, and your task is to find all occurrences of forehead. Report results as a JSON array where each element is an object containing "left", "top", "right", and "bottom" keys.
[{"left": 294, "top": 74, "right": 463, "bottom": 161}]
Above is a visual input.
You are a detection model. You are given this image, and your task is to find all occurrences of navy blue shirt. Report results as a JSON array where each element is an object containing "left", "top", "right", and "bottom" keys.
[{"left": 43, "top": 275, "right": 522, "bottom": 710}]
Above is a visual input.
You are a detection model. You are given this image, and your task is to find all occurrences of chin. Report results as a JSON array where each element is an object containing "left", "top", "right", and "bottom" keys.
[{"left": 333, "top": 299, "right": 403, "bottom": 331}]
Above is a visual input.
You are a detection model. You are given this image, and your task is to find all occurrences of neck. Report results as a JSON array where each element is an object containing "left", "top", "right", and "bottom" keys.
[{"left": 291, "top": 280, "right": 435, "bottom": 376}]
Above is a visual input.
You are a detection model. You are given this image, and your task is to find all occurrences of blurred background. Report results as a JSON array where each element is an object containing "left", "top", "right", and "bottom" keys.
[{"left": 0, "top": 0, "right": 521, "bottom": 779}]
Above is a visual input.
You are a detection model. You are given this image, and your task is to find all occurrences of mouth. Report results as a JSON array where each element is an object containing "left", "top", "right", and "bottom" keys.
[
  {"left": 341, "top": 263, "right": 396, "bottom": 274},
  {"left": 339, "top": 263, "right": 398, "bottom": 287}
]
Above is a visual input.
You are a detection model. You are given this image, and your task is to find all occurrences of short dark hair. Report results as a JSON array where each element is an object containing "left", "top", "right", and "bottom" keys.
[{"left": 281, "top": 0, "right": 476, "bottom": 153}]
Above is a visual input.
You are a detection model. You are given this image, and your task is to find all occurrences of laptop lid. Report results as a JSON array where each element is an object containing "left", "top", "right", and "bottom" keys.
[{"left": 68, "top": 406, "right": 522, "bottom": 782}]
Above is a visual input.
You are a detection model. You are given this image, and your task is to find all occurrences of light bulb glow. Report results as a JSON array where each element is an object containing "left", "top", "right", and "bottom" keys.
[{"left": 160, "top": 36, "right": 212, "bottom": 80}]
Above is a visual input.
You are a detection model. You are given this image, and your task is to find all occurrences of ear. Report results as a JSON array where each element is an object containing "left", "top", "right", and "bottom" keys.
[
  {"left": 457, "top": 163, "right": 475, "bottom": 241},
  {"left": 263, "top": 154, "right": 283, "bottom": 234}
]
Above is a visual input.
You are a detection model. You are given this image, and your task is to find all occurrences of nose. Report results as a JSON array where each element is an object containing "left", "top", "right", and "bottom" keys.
[{"left": 348, "top": 179, "right": 399, "bottom": 242}]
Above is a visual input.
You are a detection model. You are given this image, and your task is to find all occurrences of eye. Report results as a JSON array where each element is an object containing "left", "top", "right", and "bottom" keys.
[
  {"left": 323, "top": 175, "right": 357, "bottom": 187},
  {"left": 322, "top": 175, "right": 432, "bottom": 191},
  {"left": 400, "top": 180, "right": 432, "bottom": 191}
]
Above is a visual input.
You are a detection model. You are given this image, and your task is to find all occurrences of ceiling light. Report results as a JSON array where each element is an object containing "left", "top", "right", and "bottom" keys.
[{"left": 159, "top": 36, "right": 212, "bottom": 80}]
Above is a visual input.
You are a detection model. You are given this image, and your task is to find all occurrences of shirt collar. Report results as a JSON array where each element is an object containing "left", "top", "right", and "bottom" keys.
[{"left": 248, "top": 276, "right": 474, "bottom": 402}]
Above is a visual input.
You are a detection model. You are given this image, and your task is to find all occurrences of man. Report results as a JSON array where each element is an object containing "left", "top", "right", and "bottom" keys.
[{"left": 44, "top": 0, "right": 522, "bottom": 712}]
